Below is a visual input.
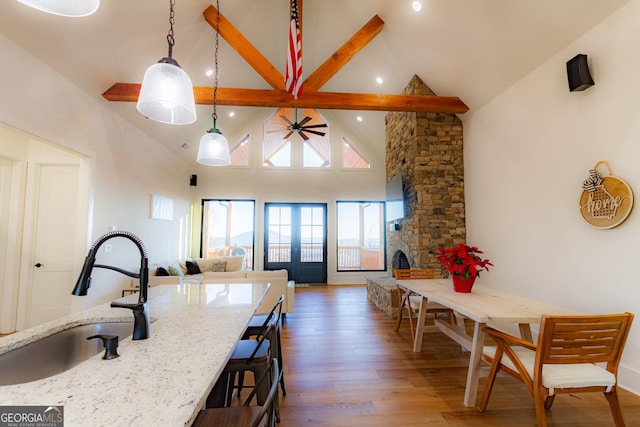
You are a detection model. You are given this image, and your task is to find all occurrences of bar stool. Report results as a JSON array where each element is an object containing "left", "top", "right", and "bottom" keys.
[
  {"left": 206, "top": 298, "right": 280, "bottom": 414},
  {"left": 239, "top": 294, "right": 285, "bottom": 397},
  {"left": 194, "top": 359, "right": 279, "bottom": 427}
]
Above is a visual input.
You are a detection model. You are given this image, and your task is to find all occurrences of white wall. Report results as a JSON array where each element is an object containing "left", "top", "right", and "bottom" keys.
[
  {"left": 0, "top": 33, "right": 193, "bottom": 311},
  {"left": 463, "top": 0, "right": 640, "bottom": 394}
]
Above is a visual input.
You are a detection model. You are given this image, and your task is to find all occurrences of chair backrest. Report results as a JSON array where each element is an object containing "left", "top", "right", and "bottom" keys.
[
  {"left": 245, "top": 358, "right": 280, "bottom": 427},
  {"left": 535, "top": 312, "right": 634, "bottom": 373},
  {"left": 249, "top": 294, "right": 285, "bottom": 360},
  {"left": 394, "top": 269, "right": 435, "bottom": 280}
]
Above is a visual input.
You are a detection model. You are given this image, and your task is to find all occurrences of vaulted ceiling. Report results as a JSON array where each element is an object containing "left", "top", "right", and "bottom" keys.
[{"left": 0, "top": 0, "right": 630, "bottom": 163}]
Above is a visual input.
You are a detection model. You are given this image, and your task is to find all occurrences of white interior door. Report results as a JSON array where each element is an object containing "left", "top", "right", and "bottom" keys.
[
  {"left": 0, "top": 158, "right": 12, "bottom": 318},
  {"left": 19, "top": 164, "right": 81, "bottom": 328},
  {"left": 1, "top": 125, "right": 89, "bottom": 332},
  {"left": 0, "top": 156, "right": 25, "bottom": 332}
]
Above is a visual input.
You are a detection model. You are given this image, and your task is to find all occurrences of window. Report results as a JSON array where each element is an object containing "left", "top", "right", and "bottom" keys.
[
  {"left": 201, "top": 200, "right": 255, "bottom": 270},
  {"left": 342, "top": 137, "right": 370, "bottom": 169},
  {"left": 263, "top": 107, "right": 330, "bottom": 168},
  {"left": 336, "top": 201, "right": 385, "bottom": 271},
  {"left": 229, "top": 134, "right": 250, "bottom": 166}
]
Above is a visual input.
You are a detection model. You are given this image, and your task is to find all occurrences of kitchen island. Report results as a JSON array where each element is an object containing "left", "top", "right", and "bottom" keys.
[{"left": 0, "top": 282, "right": 269, "bottom": 426}]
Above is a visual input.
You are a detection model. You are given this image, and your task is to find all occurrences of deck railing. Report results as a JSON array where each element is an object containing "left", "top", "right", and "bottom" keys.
[{"left": 206, "top": 245, "right": 383, "bottom": 271}]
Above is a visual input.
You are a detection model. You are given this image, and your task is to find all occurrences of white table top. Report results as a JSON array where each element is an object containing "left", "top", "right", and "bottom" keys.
[
  {"left": 397, "top": 278, "right": 580, "bottom": 407},
  {"left": 397, "top": 279, "right": 579, "bottom": 324},
  {"left": 0, "top": 282, "right": 269, "bottom": 427}
]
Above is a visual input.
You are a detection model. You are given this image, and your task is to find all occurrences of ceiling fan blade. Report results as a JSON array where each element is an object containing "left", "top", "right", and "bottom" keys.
[
  {"left": 298, "top": 116, "right": 312, "bottom": 126},
  {"left": 267, "top": 129, "right": 286, "bottom": 133},
  {"left": 304, "top": 129, "right": 326, "bottom": 137},
  {"left": 301, "top": 123, "right": 328, "bottom": 129},
  {"left": 280, "top": 115, "right": 294, "bottom": 126},
  {"left": 299, "top": 131, "right": 310, "bottom": 140},
  {"left": 283, "top": 131, "right": 294, "bottom": 140}
]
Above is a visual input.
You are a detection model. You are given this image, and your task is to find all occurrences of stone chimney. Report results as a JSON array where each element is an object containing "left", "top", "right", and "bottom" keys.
[{"left": 385, "top": 75, "right": 465, "bottom": 275}]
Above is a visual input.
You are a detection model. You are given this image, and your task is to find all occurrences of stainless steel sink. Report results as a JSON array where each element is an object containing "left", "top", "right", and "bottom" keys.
[{"left": 0, "top": 322, "right": 133, "bottom": 386}]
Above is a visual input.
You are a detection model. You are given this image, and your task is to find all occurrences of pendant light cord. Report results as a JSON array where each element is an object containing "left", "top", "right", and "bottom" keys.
[
  {"left": 166, "top": 0, "right": 175, "bottom": 58},
  {"left": 212, "top": 0, "right": 220, "bottom": 129}
]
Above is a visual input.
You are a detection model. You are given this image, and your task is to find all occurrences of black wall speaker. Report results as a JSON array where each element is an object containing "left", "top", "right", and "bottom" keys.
[
  {"left": 190, "top": 174, "right": 197, "bottom": 186},
  {"left": 566, "top": 54, "right": 594, "bottom": 92}
]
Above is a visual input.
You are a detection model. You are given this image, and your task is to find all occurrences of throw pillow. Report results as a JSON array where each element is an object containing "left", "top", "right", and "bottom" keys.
[
  {"left": 177, "top": 259, "right": 188, "bottom": 275},
  {"left": 168, "top": 262, "right": 185, "bottom": 278},
  {"left": 195, "top": 258, "right": 215, "bottom": 272},
  {"left": 222, "top": 256, "right": 243, "bottom": 272},
  {"left": 210, "top": 260, "right": 226, "bottom": 272},
  {"left": 156, "top": 267, "right": 170, "bottom": 276},
  {"left": 167, "top": 265, "right": 183, "bottom": 277},
  {"left": 185, "top": 260, "right": 201, "bottom": 275}
]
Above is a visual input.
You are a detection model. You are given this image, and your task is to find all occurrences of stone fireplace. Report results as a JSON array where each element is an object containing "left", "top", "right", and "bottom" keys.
[
  {"left": 366, "top": 75, "right": 466, "bottom": 318},
  {"left": 385, "top": 75, "right": 466, "bottom": 276}
]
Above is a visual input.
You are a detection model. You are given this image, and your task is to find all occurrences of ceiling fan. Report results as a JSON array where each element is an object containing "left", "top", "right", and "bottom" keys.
[{"left": 269, "top": 110, "right": 328, "bottom": 140}]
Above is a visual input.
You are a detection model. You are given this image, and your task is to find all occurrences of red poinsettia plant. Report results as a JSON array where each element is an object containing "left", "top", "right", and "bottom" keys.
[{"left": 437, "top": 243, "right": 493, "bottom": 280}]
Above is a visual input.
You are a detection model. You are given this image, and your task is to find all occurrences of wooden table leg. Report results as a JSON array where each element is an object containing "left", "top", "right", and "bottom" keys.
[
  {"left": 412, "top": 296, "right": 429, "bottom": 352},
  {"left": 463, "top": 321, "right": 486, "bottom": 407},
  {"left": 518, "top": 323, "right": 533, "bottom": 342}
]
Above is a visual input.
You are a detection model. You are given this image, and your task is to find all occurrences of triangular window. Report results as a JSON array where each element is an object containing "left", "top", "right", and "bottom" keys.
[
  {"left": 342, "top": 137, "right": 370, "bottom": 169},
  {"left": 229, "top": 134, "right": 250, "bottom": 166}
]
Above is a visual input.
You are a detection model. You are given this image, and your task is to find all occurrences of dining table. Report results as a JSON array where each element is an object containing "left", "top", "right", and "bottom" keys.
[{"left": 396, "top": 278, "right": 580, "bottom": 407}]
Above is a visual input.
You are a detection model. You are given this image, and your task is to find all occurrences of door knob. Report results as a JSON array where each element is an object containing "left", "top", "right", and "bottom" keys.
[{"left": 34, "top": 263, "right": 43, "bottom": 268}]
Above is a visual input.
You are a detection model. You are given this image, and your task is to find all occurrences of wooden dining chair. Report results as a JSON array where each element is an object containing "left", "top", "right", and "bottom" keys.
[
  {"left": 478, "top": 312, "right": 634, "bottom": 427},
  {"left": 393, "top": 269, "right": 456, "bottom": 342},
  {"left": 194, "top": 359, "right": 279, "bottom": 427}
]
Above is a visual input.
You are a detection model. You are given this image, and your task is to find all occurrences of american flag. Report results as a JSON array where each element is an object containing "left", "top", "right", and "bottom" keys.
[{"left": 285, "top": 0, "right": 302, "bottom": 99}]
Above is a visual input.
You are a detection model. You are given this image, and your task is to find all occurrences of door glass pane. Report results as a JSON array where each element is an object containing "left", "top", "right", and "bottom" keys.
[
  {"left": 202, "top": 200, "right": 255, "bottom": 270},
  {"left": 300, "top": 207, "right": 324, "bottom": 262},
  {"left": 267, "top": 206, "right": 291, "bottom": 262},
  {"left": 337, "top": 201, "right": 385, "bottom": 271}
]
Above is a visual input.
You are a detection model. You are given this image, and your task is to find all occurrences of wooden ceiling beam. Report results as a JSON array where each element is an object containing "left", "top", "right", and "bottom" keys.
[
  {"left": 104, "top": 3, "right": 469, "bottom": 114},
  {"left": 203, "top": 5, "right": 285, "bottom": 91},
  {"left": 102, "top": 83, "right": 469, "bottom": 114},
  {"left": 304, "top": 15, "right": 385, "bottom": 92}
]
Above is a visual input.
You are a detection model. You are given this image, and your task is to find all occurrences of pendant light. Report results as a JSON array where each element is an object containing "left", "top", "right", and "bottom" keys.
[
  {"left": 197, "top": 0, "right": 230, "bottom": 166},
  {"left": 16, "top": 0, "right": 99, "bottom": 17},
  {"left": 136, "top": 0, "right": 196, "bottom": 125}
]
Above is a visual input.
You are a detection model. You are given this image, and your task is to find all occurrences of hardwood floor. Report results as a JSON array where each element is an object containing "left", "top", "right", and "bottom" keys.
[{"left": 274, "top": 285, "right": 640, "bottom": 426}]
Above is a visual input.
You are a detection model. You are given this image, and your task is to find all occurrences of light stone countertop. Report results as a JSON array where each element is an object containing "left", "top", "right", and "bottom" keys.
[{"left": 0, "top": 282, "right": 270, "bottom": 427}]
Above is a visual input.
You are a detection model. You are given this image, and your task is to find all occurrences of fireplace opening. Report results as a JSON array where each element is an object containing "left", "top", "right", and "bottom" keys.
[{"left": 392, "top": 250, "right": 411, "bottom": 270}]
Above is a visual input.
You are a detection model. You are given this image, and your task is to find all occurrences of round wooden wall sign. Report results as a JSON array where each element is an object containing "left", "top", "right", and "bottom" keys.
[{"left": 579, "top": 161, "right": 633, "bottom": 229}]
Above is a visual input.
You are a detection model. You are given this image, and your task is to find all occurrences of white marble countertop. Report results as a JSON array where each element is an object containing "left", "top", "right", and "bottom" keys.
[{"left": 0, "top": 282, "right": 269, "bottom": 427}]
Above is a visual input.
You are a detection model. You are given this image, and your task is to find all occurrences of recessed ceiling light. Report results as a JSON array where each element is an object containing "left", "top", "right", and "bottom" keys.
[
  {"left": 376, "top": 76, "right": 384, "bottom": 84},
  {"left": 228, "top": 111, "right": 235, "bottom": 118},
  {"left": 412, "top": 1, "right": 422, "bottom": 12},
  {"left": 205, "top": 69, "right": 214, "bottom": 77},
  {"left": 356, "top": 116, "right": 363, "bottom": 122}
]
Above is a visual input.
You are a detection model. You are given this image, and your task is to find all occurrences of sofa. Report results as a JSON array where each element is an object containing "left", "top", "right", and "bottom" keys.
[{"left": 146, "top": 257, "right": 294, "bottom": 315}]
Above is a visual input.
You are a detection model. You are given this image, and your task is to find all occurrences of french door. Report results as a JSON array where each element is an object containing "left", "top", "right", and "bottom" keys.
[{"left": 264, "top": 203, "right": 327, "bottom": 284}]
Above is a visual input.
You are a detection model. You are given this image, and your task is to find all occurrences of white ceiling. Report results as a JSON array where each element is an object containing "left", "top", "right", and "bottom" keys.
[{"left": 0, "top": 0, "right": 630, "bottom": 164}]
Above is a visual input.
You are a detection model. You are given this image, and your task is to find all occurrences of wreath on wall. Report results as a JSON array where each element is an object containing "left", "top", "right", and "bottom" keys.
[{"left": 579, "top": 161, "right": 633, "bottom": 229}]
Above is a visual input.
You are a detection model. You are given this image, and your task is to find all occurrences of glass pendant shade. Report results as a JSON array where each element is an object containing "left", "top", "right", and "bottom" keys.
[
  {"left": 136, "top": 59, "right": 196, "bottom": 125},
  {"left": 197, "top": 129, "right": 231, "bottom": 166},
  {"left": 16, "top": 0, "right": 99, "bottom": 17}
]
